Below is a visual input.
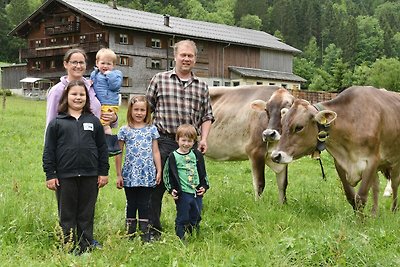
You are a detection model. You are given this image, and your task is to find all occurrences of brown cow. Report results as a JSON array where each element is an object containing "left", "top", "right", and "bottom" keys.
[
  {"left": 271, "top": 86, "right": 400, "bottom": 213},
  {"left": 207, "top": 85, "right": 294, "bottom": 203}
]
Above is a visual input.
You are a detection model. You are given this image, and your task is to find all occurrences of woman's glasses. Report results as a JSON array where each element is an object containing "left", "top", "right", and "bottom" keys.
[{"left": 69, "top": 61, "right": 86, "bottom": 66}]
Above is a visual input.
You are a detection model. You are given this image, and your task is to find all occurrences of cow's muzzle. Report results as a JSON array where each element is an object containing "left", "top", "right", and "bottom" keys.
[
  {"left": 262, "top": 129, "right": 281, "bottom": 142},
  {"left": 271, "top": 150, "right": 293, "bottom": 164}
]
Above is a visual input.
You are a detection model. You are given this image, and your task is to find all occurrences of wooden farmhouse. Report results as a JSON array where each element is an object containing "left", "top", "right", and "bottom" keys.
[{"left": 8, "top": 0, "right": 306, "bottom": 96}]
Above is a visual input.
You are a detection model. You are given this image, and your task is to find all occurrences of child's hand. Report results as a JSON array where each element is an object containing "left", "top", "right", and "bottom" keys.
[
  {"left": 155, "top": 173, "right": 161, "bottom": 185},
  {"left": 171, "top": 189, "right": 179, "bottom": 200},
  {"left": 46, "top": 178, "right": 59, "bottom": 191},
  {"left": 98, "top": 176, "right": 108, "bottom": 188},
  {"left": 116, "top": 175, "right": 124, "bottom": 189},
  {"left": 196, "top": 187, "right": 206, "bottom": 196}
]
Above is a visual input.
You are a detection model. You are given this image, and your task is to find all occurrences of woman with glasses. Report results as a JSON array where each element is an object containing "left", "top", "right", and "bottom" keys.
[{"left": 46, "top": 48, "right": 117, "bottom": 128}]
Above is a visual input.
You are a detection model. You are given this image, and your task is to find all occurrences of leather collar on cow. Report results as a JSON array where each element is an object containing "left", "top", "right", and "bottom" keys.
[
  {"left": 312, "top": 103, "right": 329, "bottom": 180},
  {"left": 312, "top": 103, "right": 331, "bottom": 154}
]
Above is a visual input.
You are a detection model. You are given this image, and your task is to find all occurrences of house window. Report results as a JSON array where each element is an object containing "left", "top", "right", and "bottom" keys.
[
  {"left": 169, "top": 38, "right": 175, "bottom": 48},
  {"left": 50, "top": 38, "right": 57, "bottom": 45},
  {"left": 96, "top": 33, "right": 103, "bottom": 41},
  {"left": 269, "top": 83, "right": 276, "bottom": 85},
  {"left": 168, "top": 60, "right": 175, "bottom": 70},
  {"left": 80, "top": 35, "right": 86, "bottom": 43},
  {"left": 63, "top": 37, "right": 69, "bottom": 44},
  {"left": 233, "top": 81, "right": 240, "bottom": 86},
  {"left": 50, "top": 60, "right": 55, "bottom": 69},
  {"left": 151, "top": 59, "right": 161, "bottom": 69},
  {"left": 34, "top": 61, "right": 41, "bottom": 70},
  {"left": 224, "top": 81, "right": 231, "bottom": 86},
  {"left": 151, "top": 38, "right": 161, "bottom": 48},
  {"left": 119, "top": 56, "right": 129, "bottom": 66},
  {"left": 35, "top": 40, "right": 42, "bottom": 47},
  {"left": 122, "top": 77, "right": 131, "bottom": 87},
  {"left": 256, "top": 81, "right": 263, "bottom": 85},
  {"left": 119, "top": 34, "right": 128, "bottom": 44},
  {"left": 213, "top": 81, "right": 220, "bottom": 86},
  {"left": 281, "top": 83, "right": 288, "bottom": 88}
]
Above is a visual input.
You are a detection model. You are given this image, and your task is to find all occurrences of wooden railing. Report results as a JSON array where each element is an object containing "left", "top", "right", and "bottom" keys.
[{"left": 289, "top": 89, "right": 337, "bottom": 104}]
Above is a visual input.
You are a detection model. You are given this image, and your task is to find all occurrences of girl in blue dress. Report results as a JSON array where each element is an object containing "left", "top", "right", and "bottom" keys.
[{"left": 115, "top": 95, "right": 162, "bottom": 242}]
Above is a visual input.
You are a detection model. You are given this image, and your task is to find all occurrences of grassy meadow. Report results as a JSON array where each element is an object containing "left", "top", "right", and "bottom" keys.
[{"left": 1, "top": 95, "right": 400, "bottom": 266}]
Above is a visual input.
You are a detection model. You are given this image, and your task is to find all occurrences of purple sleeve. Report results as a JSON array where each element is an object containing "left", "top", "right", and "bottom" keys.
[{"left": 46, "top": 86, "right": 63, "bottom": 128}]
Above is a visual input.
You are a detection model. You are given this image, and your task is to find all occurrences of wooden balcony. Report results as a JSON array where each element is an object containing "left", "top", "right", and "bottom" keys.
[
  {"left": 20, "top": 41, "right": 108, "bottom": 59},
  {"left": 45, "top": 22, "right": 80, "bottom": 35}
]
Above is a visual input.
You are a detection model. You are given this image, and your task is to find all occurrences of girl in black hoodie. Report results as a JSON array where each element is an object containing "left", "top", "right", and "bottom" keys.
[{"left": 43, "top": 80, "right": 109, "bottom": 254}]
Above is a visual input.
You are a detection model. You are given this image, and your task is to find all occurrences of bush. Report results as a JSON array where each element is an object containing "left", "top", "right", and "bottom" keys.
[{"left": 0, "top": 89, "right": 12, "bottom": 96}]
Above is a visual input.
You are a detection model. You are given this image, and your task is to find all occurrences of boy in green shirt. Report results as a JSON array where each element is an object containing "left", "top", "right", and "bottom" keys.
[{"left": 163, "top": 124, "right": 210, "bottom": 240}]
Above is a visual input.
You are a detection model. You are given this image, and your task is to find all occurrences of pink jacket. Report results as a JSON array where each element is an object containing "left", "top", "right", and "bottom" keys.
[{"left": 45, "top": 76, "right": 101, "bottom": 127}]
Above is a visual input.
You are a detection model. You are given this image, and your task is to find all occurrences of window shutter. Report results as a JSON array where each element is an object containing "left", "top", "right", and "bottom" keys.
[
  {"left": 115, "top": 32, "right": 119, "bottom": 43},
  {"left": 146, "top": 37, "right": 152, "bottom": 47}
]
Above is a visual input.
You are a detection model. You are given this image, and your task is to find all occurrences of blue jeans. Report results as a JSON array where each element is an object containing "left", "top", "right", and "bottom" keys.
[{"left": 175, "top": 192, "right": 203, "bottom": 239}]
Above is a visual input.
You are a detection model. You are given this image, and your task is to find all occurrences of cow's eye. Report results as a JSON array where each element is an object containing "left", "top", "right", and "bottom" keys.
[{"left": 294, "top": 125, "right": 303, "bottom": 133}]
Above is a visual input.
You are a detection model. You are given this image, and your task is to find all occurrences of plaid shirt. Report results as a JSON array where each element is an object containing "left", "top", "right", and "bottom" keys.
[{"left": 146, "top": 69, "right": 214, "bottom": 135}]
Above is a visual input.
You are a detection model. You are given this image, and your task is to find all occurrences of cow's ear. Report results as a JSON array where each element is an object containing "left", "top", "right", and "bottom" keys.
[
  {"left": 250, "top": 100, "right": 267, "bottom": 111},
  {"left": 315, "top": 110, "right": 337, "bottom": 125}
]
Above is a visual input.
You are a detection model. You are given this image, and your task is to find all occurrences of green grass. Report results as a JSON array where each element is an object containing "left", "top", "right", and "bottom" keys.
[{"left": 1, "top": 95, "right": 400, "bottom": 266}]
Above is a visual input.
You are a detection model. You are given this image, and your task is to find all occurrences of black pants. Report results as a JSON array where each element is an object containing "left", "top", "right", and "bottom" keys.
[
  {"left": 149, "top": 135, "right": 179, "bottom": 232},
  {"left": 56, "top": 176, "right": 98, "bottom": 251},
  {"left": 124, "top": 187, "right": 153, "bottom": 220}
]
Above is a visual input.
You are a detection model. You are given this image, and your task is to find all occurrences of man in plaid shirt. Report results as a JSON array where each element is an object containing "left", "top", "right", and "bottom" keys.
[{"left": 146, "top": 39, "right": 214, "bottom": 239}]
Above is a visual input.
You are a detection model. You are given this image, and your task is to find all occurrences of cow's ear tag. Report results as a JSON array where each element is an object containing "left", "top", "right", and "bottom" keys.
[{"left": 315, "top": 110, "right": 337, "bottom": 125}]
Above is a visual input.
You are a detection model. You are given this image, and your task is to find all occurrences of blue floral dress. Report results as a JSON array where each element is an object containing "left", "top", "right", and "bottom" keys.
[{"left": 117, "top": 125, "right": 160, "bottom": 187}]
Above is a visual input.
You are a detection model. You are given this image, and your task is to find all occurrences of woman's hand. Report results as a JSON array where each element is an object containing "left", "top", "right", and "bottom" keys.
[{"left": 101, "top": 109, "right": 117, "bottom": 126}]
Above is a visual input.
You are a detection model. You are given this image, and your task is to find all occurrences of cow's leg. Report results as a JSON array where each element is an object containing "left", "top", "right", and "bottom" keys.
[
  {"left": 275, "top": 165, "right": 288, "bottom": 204},
  {"left": 334, "top": 160, "right": 356, "bottom": 209},
  {"left": 390, "top": 171, "right": 400, "bottom": 212},
  {"left": 248, "top": 151, "right": 266, "bottom": 200},
  {"left": 357, "top": 167, "right": 379, "bottom": 214},
  {"left": 370, "top": 173, "right": 379, "bottom": 216},
  {"left": 265, "top": 158, "right": 288, "bottom": 204}
]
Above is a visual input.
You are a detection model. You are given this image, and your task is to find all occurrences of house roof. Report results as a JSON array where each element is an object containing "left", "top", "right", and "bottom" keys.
[
  {"left": 20, "top": 77, "right": 52, "bottom": 83},
  {"left": 10, "top": 0, "right": 301, "bottom": 54},
  {"left": 228, "top": 66, "right": 307, "bottom": 83}
]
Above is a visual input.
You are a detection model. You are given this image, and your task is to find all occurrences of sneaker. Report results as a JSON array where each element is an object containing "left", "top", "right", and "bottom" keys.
[{"left": 90, "top": 239, "right": 103, "bottom": 250}]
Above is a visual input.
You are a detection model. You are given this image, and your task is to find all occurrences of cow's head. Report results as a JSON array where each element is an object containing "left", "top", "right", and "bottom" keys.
[
  {"left": 271, "top": 99, "right": 337, "bottom": 164},
  {"left": 251, "top": 88, "right": 295, "bottom": 142}
]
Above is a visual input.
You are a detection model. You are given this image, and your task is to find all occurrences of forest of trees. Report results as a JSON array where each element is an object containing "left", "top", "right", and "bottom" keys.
[{"left": 1, "top": 0, "right": 400, "bottom": 91}]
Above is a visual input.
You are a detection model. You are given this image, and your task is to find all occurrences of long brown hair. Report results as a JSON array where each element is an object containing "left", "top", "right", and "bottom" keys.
[
  {"left": 127, "top": 95, "right": 152, "bottom": 125},
  {"left": 58, "top": 80, "right": 91, "bottom": 114}
]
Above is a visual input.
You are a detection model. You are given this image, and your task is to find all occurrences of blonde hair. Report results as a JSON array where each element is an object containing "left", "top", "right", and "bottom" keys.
[
  {"left": 96, "top": 48, "right": 117, "bottom": 64},
  {"left": 173, "top": 40, "right": 198, "bottom": 57},
  {"left": 127, "top": 95, "right": 152, "bottom": 125},
  {"left": 175, "top": 124, "right": 197, "bottom": 142}
]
